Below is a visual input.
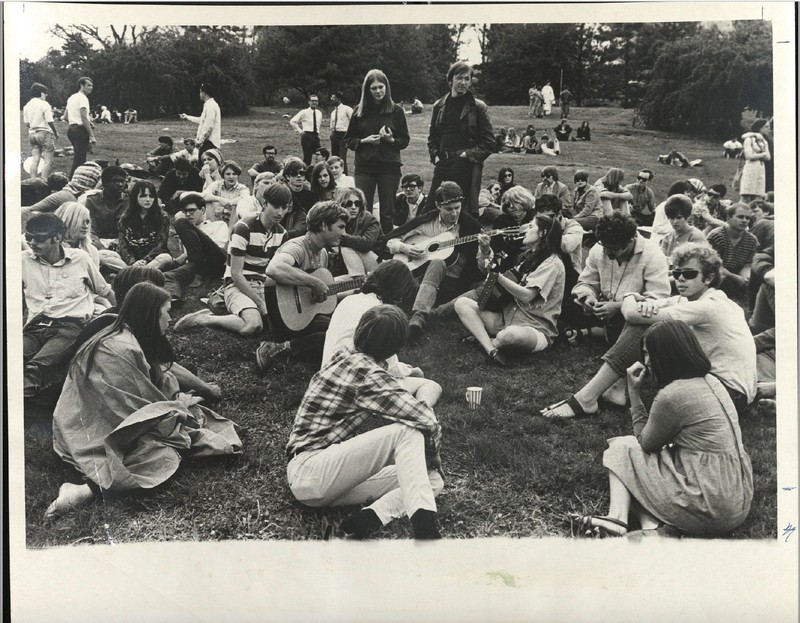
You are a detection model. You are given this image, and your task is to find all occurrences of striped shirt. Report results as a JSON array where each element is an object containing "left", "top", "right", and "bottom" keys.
[
  {"left": 706, "top": 227, "right": 757, "bottom": 274},
  {"left": 286, "top": 346, "right": 441, "bottom": 460},
  {"left": 224, "top": 215, "right": 286, "bottom": 283}
]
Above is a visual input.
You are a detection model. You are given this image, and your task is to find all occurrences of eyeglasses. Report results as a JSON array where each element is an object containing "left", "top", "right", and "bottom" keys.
[
  {"left": 342, "top": 199, "right": 364, "bottom": 208},
  {"left": 401, "top": 184, "right": 419, "bottom": 190},
  {"left": 504, "top": 173, "right": 514, "bottom": 178},
  {"left": 671, "top": 268, "right": 701, "bottom": 280},
  {"left": 289, "top": 170, "right": 306, "bottom": 177},
  {"left": 24, "top": 232, "right": 53, "bottom": 244},
  {"left": 183, "top": 207, "right": 199, "bottom": 214},
  {"left": 637, "top": 176, "right": 650, "bottom": 182}
]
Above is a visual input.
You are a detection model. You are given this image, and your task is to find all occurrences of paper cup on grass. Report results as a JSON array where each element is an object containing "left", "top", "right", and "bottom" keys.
[{"left": 465, "top": 386, "right": 483, "bottom": 410}]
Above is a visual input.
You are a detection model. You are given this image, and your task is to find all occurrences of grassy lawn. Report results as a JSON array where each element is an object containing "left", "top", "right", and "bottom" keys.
[{"left": 20, "top": 105, "right": 776, "bottom": 545}]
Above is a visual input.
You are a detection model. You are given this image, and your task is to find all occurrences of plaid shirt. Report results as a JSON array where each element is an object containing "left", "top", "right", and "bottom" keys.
[{"left": 287, "top": 346, "right": 441, "bottom": 462}]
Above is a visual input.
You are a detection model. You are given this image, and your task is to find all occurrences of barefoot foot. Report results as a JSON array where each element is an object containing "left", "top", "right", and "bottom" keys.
[{"left": 44, "top": 483, "right": 94, "bottom": 519}]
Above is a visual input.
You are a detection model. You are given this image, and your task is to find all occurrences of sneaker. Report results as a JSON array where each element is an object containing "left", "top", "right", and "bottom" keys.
[
  {"left": 255, "top": 341, "right": 290, "bottom": 370},
  {"left": 173, "top": 308, "right": 212, "bottom": 332}
]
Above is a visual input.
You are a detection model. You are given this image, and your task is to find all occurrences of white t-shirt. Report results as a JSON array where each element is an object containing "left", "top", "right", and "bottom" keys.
[
  {"left": 66, "top": 92, "right": 90, "bottom": 126},
  {"left": 198, "top": 220, "right": 229, "bottom": 249},
  {"left": 23, "top": 98, "right": 54, "bottom": 133},
  {"left": 335, "top": 175, "right": 356, "bottom": 189},
  {"left": 322, "top": 292, "right": 413, "bottom": 377},
  {"left": 660, "top": 288, "right": 757, "bottom": 402}
]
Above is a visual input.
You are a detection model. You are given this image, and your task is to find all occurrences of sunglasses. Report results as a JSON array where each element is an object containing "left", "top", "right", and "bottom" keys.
[
  {"left": 289, "top": 170, "right": 306, "bottom": 177},
  {"left": 671, "top": 268, "right": 701, "bottom": 280},
  {"left": 504, "top": 173, "right": 514, "bottom": 178},
  {"left": 24, "top": 232, "right": 53, "bottom": 244},
  {"left": 637, "top": 176, "right": 650, "bottom": 182},
  {"left": 342, "top": 199, "right": 364, "bottom": 209}
]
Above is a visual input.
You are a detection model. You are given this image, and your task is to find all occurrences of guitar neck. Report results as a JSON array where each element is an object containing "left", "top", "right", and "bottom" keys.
[
  {"left": 437, "top": 228, "right": 510, "bottom": 251},
  {"left": 328, "top": 274, "right": 367, "bottom": 295}
]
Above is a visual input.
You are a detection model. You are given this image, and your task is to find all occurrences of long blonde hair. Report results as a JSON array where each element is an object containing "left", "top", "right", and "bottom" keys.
[
  {"left": 355, "top": 69, "right": 395, "bottom": 117},
  {"left": 55, "top": 202, "right": 95, "bottom": 258}
]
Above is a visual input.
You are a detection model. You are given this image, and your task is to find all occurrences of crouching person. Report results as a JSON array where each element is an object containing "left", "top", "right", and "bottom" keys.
[{"left": 286, "top": 305, "right": 444, "bottom": 540}]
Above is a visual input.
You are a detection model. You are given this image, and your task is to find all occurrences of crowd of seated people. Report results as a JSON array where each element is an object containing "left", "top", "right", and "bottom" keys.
[{"left": 18, "top": 70, "right": 772, "bottom": 542}]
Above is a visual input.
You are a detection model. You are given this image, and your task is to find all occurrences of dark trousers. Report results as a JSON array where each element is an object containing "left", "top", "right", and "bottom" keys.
[
  {"left": 263, "top": 286, "right": 329, "bottom": 369},
  {"left": 424, "top": 157, "right": 477, "bottom": 217},
  {"left": 67, "top": 125, "right": 90, "bottom": 177},
  {"left": 354, "top": 171, "right": 400, "bottom": 224},
  {"left": 197, "top": 139, "right": 218, "bottom": 162},
  {"left": 164, "top": 218, "right": 226, "bottom": 300},
  {"left": 23, "top": 319, "right": 85, "bottom": 397},
  {"left": 330, "top": 131, "right": 349, "bottom": 174},
  {"left": 301, "top": 132, "right": 320, "bottom": 166}
]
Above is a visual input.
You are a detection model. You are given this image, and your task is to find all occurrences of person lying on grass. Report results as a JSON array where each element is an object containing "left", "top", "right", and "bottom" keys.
[
  {"left": 287, "top": 304, "right": 444, "bottom": 540},
  {"left": 571, "top": 319, "right": 752, "bottom": 538},
  {"left": 46, "top": 282, "right": 241, "bottom": 519},
  {"left": 322, "top": 259, "right": 441, "bottom": 404},
  {"left": 454, "top": 214, "right": 565, "bottom": 366},
  {"left": 542, "top": 243, "right": 755, "bottom": 419}
]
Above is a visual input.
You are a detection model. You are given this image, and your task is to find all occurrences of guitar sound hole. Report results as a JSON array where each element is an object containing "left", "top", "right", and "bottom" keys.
[{"left": 428, "top": 243, "right": 439, "bottom": 252}]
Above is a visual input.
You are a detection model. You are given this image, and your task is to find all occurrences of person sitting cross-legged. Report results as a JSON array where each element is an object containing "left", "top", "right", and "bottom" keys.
[
  {"left": 322, "top": 260, "right": 441, "bottom": 404},
  {"left": 256, "top": 201, "right": 352, "bottom": 370},
  {"left": 287, "top": 304, "right": 444, "bottom": 540},
  {"left": 173, "top": 183, "right": 291, "bottom": 337},
  {"left": 162, "top": 192, "right": 228, "bottom": 305},
  {"left": 571, "top": 319, "right": 752, "bottom": 538},
  {"left": 381, "top": 181, "right": 483, "bottom": 339},
  {"left": 454, "top": 214, "right": 566, "bottom": 366},
  {"left": 22, "top": 213, "right": 115, "bottom": 400},
  {"left": 335, "top": 186, "right": 382, "bottom": 276},
  {"left": 543, "top": 242, "right": 755, "bottom": 419},
  {"left": 557, "top": 213, "right": 670, "bottom": 349}
]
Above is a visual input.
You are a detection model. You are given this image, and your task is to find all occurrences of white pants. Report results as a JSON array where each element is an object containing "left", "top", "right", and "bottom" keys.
[{"left": 287, "top": 423, "right": 443, "bottom": 525}]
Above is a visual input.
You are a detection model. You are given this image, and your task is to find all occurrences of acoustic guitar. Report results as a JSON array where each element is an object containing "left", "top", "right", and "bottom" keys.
[
  {"left": 477, "top": 252, "right": 521, "bottom": 312},
  {"left": 267, "top": 268, "right": 366, "bottom": 331},
  {"left": 393, "top": 226, "right": 521, "bottom": 271}
]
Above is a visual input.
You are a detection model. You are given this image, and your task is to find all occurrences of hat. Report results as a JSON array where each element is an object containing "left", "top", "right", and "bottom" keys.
[
  {"left": 204, "top": 148, "right": 223, "bottom": 165},
  {"left": 687, "top": 178, "right": 706, "bottom": 195},
  {"left": 434, "top": 181, "right": 464, "bottom": 204},
  {"left": 69, "top": 162, "right": 103, "bottom": 192}
]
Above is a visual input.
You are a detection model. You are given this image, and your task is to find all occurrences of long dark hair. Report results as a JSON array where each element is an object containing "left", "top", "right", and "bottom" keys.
[
  {"left": 310, "top": 161, "right": 336, "bottom": 194},
  {"left": 642, "top": 320, "right": 711, "bottom": 387},
  {"left": 497, "top": 167, "right": 515, "bottom": 192},
  {"left": 79, "top": 282, "right": 173, "bottom": 388},
  {"left": 518, "top": 214, "right": 563, "bottom": 275},
  {"left": 123, "top": 180, "right": 164, "bottom": 231},
  {"left": 361, "top": 259, "right": 417, "bottom": 305}
]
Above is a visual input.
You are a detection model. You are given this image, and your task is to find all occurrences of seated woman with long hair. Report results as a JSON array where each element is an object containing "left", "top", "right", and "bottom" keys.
[
  {"left": 117, "top": 180, "right": 174, "bottom": 271},
  {"left": 335, "top": 186, "right": 382, "bottom": 276},
  {"left": 522, "top": 126, "right": 540, "bottom": 154},
  {"left": 505, "top": 127, "right": 522, "bottom": 153},
  {"left": 594, "top": 167, "right": 633, "bottom": 216},
  {"left": 572, "top": 319, "right": 752, "bottom": 537},
  {"left": 46, "top": 282, "right": 242, "bottom": 518},
  {"left": 576, "top": 121, "right": 591, "bottom": 141},
  {"left": 490, "top": 185, "right": 535, "bottom": 263},
  {"left": 454, "top": 214, "right": 565, "bottom": 366},
  {"left": 497, "top": 166, "right": 517, "bottom": 195},
  {"left": 477, "top": 181, "right": 504, "bottom": 225},
  {"left": 54, "top": 202, "right": 100, "bottom": 267},
  {"left": 310, "top": 161, "right": 337, "bottom": 201}
]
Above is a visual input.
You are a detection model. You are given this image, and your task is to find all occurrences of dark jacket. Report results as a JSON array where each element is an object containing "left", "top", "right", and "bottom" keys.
[
  {"left": 379, "top": 207, "right": 484, "bottom": 287},
  {"left": 427, "top": 92, "right": 495, "bottom": 165},
  {"left": 341, "top": 204, "right": 383, "bottom": 253},
  {"left": 344, "top": 105, "right": 410, "bottom": 174},
  {"left": 158, "top": 168, "right": 204, "bottom": 214},
  {"left": 391, "top": 192, "right": 427, "bottom": 230}
]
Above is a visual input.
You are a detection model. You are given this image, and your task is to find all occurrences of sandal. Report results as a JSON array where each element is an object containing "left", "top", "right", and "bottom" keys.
[
  {"left": 564, "top": 327, "right": 592, "bottom": 346},
  {"left": 488, "top": 348, "right": 508, "bottom": 367},
  {"left": 541, "top": 395, "right": 598, "bottom": 419},
  {"left": 568, "top": 513, "right": 628, "bottom": 538}
]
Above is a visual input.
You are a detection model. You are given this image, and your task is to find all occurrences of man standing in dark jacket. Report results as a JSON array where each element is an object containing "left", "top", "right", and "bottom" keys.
[
  {"left": 382, "top": 182, "right": 483, "bottom": 337},
  {"left": 425, "top": 62, "right": 495, "bottom": 217}
]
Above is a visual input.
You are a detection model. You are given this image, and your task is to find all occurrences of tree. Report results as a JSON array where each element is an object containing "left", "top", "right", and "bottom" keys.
[{"left": 636, "top": 21, "right": 772, "bottom": 138}]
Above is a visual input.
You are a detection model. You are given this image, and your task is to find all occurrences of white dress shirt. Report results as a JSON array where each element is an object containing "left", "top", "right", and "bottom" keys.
[
  {"left": 329, "top": 104, "right": 353, "bottom": 133},
  {"left": 290, "top": 107, "right": 323, "bottom": 133}
]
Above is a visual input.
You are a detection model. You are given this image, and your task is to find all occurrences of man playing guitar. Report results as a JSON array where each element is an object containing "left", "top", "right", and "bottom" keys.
[
  {"left": 257, "top": 201, "right": 351, "bottom": 369},
  {"left": 381, "top": 181, "right": 483, "bottom": 338}
]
